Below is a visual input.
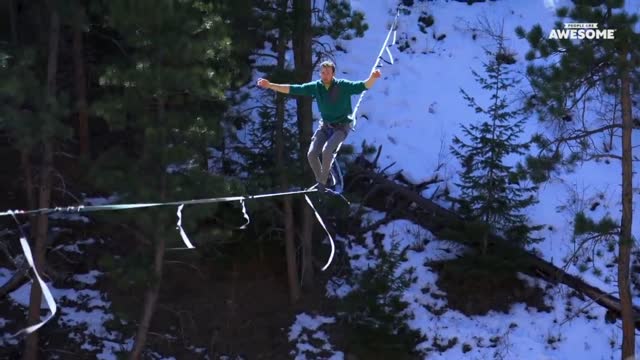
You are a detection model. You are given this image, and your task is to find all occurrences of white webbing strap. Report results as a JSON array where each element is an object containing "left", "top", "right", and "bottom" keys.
[{"left": 351, "top": 8, "right": 400, "bottom": 129}]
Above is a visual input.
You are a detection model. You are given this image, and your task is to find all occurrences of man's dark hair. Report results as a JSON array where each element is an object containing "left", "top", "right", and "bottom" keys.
[{"left": 320, "top": 60, "right": 335, "bottom": 73}]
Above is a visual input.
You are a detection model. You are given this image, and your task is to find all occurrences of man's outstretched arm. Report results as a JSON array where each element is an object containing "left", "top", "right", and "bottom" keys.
[
  {"left": 257, "top": 78, "right": 290, "bottom": 94},
  {"left": 257, "top": 78, "right": 315, "bottom": 96},
  {"left": 344, "top": 69, "right": 382, "bottom": 95},
  {"left": 364, "top": 69, "right": 381, "bottom": 89}
]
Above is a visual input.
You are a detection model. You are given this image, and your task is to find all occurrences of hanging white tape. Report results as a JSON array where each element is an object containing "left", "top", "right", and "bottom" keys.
[
  {"left": 304, "top": 195, "right": 335, "bottom": 271},
  {"left": 386, "top": 46, "right": 394, "bottom": 64},
  {"left": 176, "top": 205, "right": 195, "bottom": 249},
  {"left": 13, "top": 232, "right": 57, "bottom": 336},
  {"left": 239, "top": 199, "right": 250, "bottom": 229}
]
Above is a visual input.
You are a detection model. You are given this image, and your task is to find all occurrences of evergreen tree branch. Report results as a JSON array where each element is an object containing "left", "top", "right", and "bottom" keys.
[
  {"left": 583, "top": 153, "right": 622, "bottom": 162},
  {"left": 534, "top": 124, "right": 621, "bottom": 156}
]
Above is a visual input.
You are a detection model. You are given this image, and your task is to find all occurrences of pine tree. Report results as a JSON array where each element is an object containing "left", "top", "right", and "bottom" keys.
[
  {"left": 450, "top": 41, "right": 539, "bottom": 254},
  {"left": 0, "top": 1, "right": 70, "bottom": 358},
  {"left": 89, "top": 1, "right": 238, "bottom": 357},
  {"left": 341, "top": 241, "right": 426, "bottom": 356},
  {"left": 71, "top": 0, "right": 90, "bottom": 159},
  {"left": 245, "top": 0, "right": 304, "bottom": 302},
  {"left": 516, "top": 1, "right": 639, "bottom": 358}
]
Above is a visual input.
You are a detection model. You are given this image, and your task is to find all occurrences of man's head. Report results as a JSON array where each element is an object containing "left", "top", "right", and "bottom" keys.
[{"left": 320, "top": 60, "right": 335, "bottom": 85}]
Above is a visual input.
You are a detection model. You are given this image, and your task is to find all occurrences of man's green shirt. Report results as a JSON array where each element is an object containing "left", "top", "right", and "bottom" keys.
[{"left": 289, "top": 78, "right": 367, "bottom": 124}]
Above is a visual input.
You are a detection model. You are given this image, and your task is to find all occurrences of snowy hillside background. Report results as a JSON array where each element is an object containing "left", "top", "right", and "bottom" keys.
[
  {"left": 2, "top": 0, "right": 640, "bottom": 359},
  {"left": 290, "top": 0, "right": 640, "bottom": 359}
]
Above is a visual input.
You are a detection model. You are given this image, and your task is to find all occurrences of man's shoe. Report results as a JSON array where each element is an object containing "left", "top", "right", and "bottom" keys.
[{"left": 316, "top": 182, "right": 327, "bottom": 193}]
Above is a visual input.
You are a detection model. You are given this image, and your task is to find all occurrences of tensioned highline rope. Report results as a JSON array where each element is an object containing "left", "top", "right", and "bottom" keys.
[
  {"left": 0, "top": 188, "right": 317, "bottom": 217},
  {"left": 2, "top": 186, "right": 341, "bottom": 336},
  {"left": 350, "top": 7, "right": 400, "bottom": 129}
]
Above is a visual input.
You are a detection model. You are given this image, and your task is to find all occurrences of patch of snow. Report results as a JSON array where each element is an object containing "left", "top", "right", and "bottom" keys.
[
  {"left": 73, "top": 270, "right": 102, "bottom": 285},
  {"left": 289, "top": 313, "right": 343, "bottom": 360}
]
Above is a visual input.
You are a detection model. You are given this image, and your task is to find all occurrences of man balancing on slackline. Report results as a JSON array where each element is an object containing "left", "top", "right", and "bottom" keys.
[{"left": 257, "top": 60, "right": 381, "bottom": 193}]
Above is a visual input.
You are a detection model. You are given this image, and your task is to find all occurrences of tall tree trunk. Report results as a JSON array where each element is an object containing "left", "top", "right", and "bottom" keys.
[
  {"left": 129, "top": 99, "right": 168, "bottom": 360},
  {"left": 618, "top": 52, "right": 634, "bottom": 360},
  {"left": 128, "top": 229, "right": 166, "bottom": 360},
  {"left": 72, "top": 4, "right": 90, "bottom": 158},
  {"left": 292, "top": 0, "right": 315, "bottom": 289},
  {"left": 20, "top": 148, "right": 36, "bottom": 212},
  {"left": 21, "top": 149, "right": 37, "bottom": 229},
  {"left": 23, "top": 5, "right": 59, "bottom": 359},
  {"left": 22, "top": 143, "right": 53, "bottom": 360},
  {"left": 7, "top": 0, "right": 36, "bottom": 306},
  {"left": 8, "top": 0, "right": 18, "bottom": 45},
  {"left": 275, "top": 0, "right": 301, "bottom": 303},
  {"left": 10, "top": 0, "right": 37, "bottom": 223}
]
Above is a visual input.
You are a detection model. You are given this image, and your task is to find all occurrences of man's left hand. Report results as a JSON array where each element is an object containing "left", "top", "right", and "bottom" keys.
[{"left": 371, "top": 69, "right": 381, "bottom": 79}]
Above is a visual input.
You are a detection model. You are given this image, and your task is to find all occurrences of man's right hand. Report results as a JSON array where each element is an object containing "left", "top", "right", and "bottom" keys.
[{"left": 257, "top": 78, "right": 271, "bottom": 89}]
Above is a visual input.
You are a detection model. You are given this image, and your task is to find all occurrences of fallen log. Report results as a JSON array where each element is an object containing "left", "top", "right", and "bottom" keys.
[
  {"left": 0, "top": 268, "right": 29, "bottom": 298},
  {"left": 345, "top": 158, "right": 640, "bottom": 328}
]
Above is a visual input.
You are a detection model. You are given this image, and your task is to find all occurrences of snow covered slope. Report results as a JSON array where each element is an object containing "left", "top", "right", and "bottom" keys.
[
  {"left": 287, "top": 0, "right": 640, "bottom": 359},
  {"left": 332, "top": 0, "right": 640, "bottom": 305}
]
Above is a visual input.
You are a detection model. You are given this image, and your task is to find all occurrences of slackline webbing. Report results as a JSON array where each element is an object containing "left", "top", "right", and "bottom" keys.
[
  {"left": 351, "top": 7, "right": 401, "bottom": 129},
  {"left": 2, "top": 186, "right": 340, "bottom": 336},
  {"left": 0, "top": 188, "right": 317, "bottom": 217}
]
